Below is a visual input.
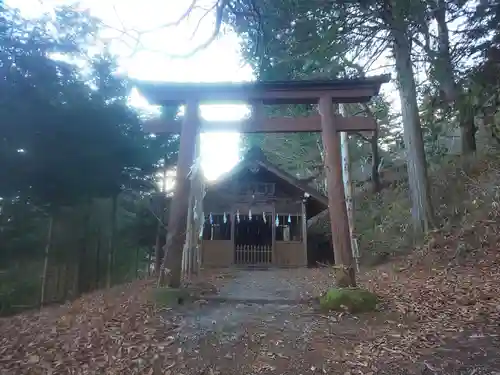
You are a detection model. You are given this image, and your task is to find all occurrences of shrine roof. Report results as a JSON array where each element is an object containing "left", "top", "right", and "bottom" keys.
[
  {"left": 134, "top": 75, "right": 391, "bottom": 105},
  {"left": 208, "top": 147, "right": 328, "bottom": 209}
]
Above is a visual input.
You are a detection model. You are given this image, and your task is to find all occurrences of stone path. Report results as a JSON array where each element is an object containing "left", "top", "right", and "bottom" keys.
[
  {"left": 216, "top": 269, "right": 317, "bottom": 302},
  {"left": 165, "top": 275, "right": 328, "bottom": 375},
  {"left": 172, "top": 269, "right": 318, "bottom": 346}
]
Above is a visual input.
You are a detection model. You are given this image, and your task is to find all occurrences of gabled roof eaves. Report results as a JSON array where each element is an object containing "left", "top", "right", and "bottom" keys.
[
  {"left": 207, "top": 156, "right": 328, "bottom": 208},
  {"left": 254, "top": 160, "right": 328, "bottom": 207}
]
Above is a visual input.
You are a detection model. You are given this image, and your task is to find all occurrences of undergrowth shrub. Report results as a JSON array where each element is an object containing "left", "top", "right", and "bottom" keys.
[
  {"left": 319, "top": 288, "right": 378, "bottom": 313},
  {"left": 354, "top": 152, "right": 500, "bottom": 264}
]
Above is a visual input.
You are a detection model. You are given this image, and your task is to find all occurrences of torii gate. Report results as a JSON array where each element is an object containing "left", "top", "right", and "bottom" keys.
[{"left": 135, "top": 76, "right": 390, "bottom": 288}]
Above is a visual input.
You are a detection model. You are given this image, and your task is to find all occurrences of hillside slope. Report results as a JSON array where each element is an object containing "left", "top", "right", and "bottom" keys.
[
  {"left": 0, "top": 221, "right": 499, "bottom": 374},
  {"left": 310, "top": 153, "right": 500, "bottom": 262},
  {"left": 1, "top": 155, "right": 500, "bottom": 374}
]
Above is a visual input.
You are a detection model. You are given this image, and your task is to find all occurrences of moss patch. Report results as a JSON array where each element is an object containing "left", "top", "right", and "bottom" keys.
[
  {"left": 319, "top": 288, "right": 378, "bottom": 313},
  {"left": 153, "top": 287, "right": 190, "bottom": 307}
]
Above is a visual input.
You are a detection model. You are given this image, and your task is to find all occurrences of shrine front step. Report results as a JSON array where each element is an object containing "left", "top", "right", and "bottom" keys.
[
  {"left": 197, "top": 295, "right": 316, "bottom": 306},
  {"left": 233, "top": 264, "right": 272, "bottom": 270}
]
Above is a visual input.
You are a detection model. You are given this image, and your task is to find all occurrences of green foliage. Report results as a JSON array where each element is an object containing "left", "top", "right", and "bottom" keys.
[
  {"left": 352, "top": 154, "right": 500, "bottom": 264},
  {"left": 319, "top": 288, "right": 378, "bottom": 313},
  {"left": 0, "top": 4, "right": 179, "bottom": 314},
  {"left": 241, "top": 132, "right": 324, "bottom": 179},
  {"left": 0, "top": 5, "right": 177, "bottom": 206},
  {"left": 229, "top": 0, "right": 402, "bottom": 190},
  {"left": 228, "top": 0, "right": 500, "bottom": 234}
]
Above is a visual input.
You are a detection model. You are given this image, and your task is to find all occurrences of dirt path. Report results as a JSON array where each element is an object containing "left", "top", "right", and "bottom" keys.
[
  {"left": 159, "top": 270, "right": 389, "bottom": 374},
  {"left": 215, "top": 269, "right": 316, "bottom": 301},
  {"left": 162, "top": 268, "right": 500, "bottom": 375},
  {"left": 160, "top": 270, "right": 337, "bottom": 374},
  {"left": 170, "top": 269, "right": 318, "bottom": 347},
  {"left": 168, "top": 302, "right": 320, "bottom": 374}
]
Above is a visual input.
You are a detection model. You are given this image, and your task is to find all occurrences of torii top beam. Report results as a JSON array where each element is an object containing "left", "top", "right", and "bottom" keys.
[{"left": 134, "top": 75, "right": 390, "bottom": 106}]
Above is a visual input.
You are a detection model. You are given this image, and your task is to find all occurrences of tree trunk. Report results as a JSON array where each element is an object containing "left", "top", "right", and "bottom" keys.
[
  {"left": 62, "top": 263, "right": 70, "bottom": 301},
  {"left": 154, "top": 153, "right": 169, "bottom": 276},
  {"left": 55, "top": 264, "right": 61, "bottom": 301},
  {"left": 434, "top": 0, "right": 457, "bottom": 104},
  {"left": 316, "top": 136, "right": 327, "bottom": 194},
  {"left": 339, "top": 105, "right": 360, "bottom": 271},
  {"left": 95, "top": 227, "right": 101, "bottom": 289},
  {"left": 154, "top": 221, "right": 162, "bottom": 276},
  {"left": 370, "top": 130, "right": 382, "bottom": 193},
  {"left": 360, "top": 103, "right": 382, "bottom": 193},
  {"left": 106, "top": 195, "right": 118, "bottom": 289},
  {"left": 60, "top": 264, "right": 67, "bottom": 301},
  {"left": 433, "top": 0, "right": 476, "bottom": 153},
  {"left": 163, "top": 154, "right": 168, "bottom": 192},
  {"left": 391, "top": 22, "right": 435, "bottom": 234},
  {"left": 72, "top": 259, "right": 79, "bottom": 299},
  {"left": 159, "top": 101, "right": 200, "bottom": 288},
  {"left": 459, "top": 106, "right": 477, "bottom": 153},
  {"left": 148, "top": 248, "right": 152, "bottom": 276},
  {"left": 40, "top": 212, "right": 55, "bottom": 307},
  {"left": 76, "top": 200, "right": 92, "bottom": 297},
  {"left": 135, "top": 247, "right": 140, "bottom": 279}
]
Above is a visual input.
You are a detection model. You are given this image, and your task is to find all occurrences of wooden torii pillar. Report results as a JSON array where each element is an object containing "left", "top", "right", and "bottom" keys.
[
  {"left": 318, "top": 98, "right": 355, "bottom": 287},
  {"left": 158, "top": 100, "right": 201, "bottom": 287},
  {"left": 135, "top": 76, "right": 390, "bottom": 288}
]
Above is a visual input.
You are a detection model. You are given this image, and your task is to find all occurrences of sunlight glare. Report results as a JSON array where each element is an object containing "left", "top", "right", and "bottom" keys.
[{"left": 7, "top": 0, "right": 254, "bottom": 180}]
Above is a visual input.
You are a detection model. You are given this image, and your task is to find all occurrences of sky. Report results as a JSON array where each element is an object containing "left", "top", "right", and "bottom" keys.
[
  {"left": 6, "top": 0, "right": 399, "bottom": 181},
  {"left": 6, "top": 0, "right": 253, "bottom": 180}
]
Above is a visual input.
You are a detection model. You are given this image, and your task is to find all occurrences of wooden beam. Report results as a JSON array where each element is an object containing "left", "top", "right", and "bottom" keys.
[
  {"left": 318, "top": 96, "right": 356, "bottom": 287},
  {"left": 143, "top": 115, "right": 377, "bottom": 134},
  {"left": 135, "top": 75, "right": 391, "bottom": 105},
  {"left": 140, "top": 88, "right": 376, "bottom": 105}
]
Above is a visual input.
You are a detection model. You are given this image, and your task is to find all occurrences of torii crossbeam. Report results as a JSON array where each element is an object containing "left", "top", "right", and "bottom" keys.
[{"left": 135, "top": 75, "right": 390, "bottom": 288}]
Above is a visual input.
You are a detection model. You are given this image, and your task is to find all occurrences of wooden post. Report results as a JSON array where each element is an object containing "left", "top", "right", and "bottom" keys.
[
  {"left": 301, "top": 200, "right": 308, "bottom": 266},
  {"left": 230, "top": 208, "right": 236, "bottom": 264},
  {"left": 182, "top": 197, "right": 191, "bottom": 280},
  {"left": 154, "top": 158, "right": 169, "bottom": 276},
  {"left": 183, "top": 181, "right": 195, "bottom": 281},
  {"left": 159, "top": 100, "right": 201, "bottom": 288},
  {"left": 339, "top": 104, "right": 360, "bottom": 272},
  {"left": 271, "top": 203, "right": 276, "bottom": 266},
  {"left": 192, "top": 135, "right": 203, "bottom": 275},
  {"left": 194, "top": 174, "right": 204, "bottom": 273},
  {"left": 183, "top": 133, "right": 202, "bottom": 280},
  {"left": 184, "top": 195, "right": 193, "bottom": 280},
  {"left": 318, "top": 96, "right": 356, "bottom": 287},
  {"left": 40, "top": 213, "right": 54, "bottom": 307}
]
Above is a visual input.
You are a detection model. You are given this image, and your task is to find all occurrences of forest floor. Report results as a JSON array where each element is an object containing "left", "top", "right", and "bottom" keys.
[{"left": 1, "top": 219, "right": 500, "bottom": 374}]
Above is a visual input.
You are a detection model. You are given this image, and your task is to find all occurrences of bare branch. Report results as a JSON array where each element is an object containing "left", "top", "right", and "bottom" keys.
[
  {"left": 412, "top": 33, "right": 437, "bottom": 61},
  {"left": 355, "top": 132, "right": 370, "bottom": 142},
  {"left": 163, "top": 0, "right": 226, "bottom": 58},
  {"left": 100, "top": 0, "right": 228, "bottom": 59},
  {"left": 140, "top": 0, "right": 199, "bottom": 33},
  {"left": 188, "top": 2, "right": 218, "bottom": 40}
]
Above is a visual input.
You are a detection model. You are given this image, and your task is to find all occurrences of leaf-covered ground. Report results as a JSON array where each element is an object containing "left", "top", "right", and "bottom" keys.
[{"left": 1, "top": 220, "right": 500, "bottom": 374}]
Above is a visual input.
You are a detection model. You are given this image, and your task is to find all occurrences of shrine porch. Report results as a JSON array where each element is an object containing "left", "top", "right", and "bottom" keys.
[{"left": 200, "top": 239, "right": 308, "bottom": 268}]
